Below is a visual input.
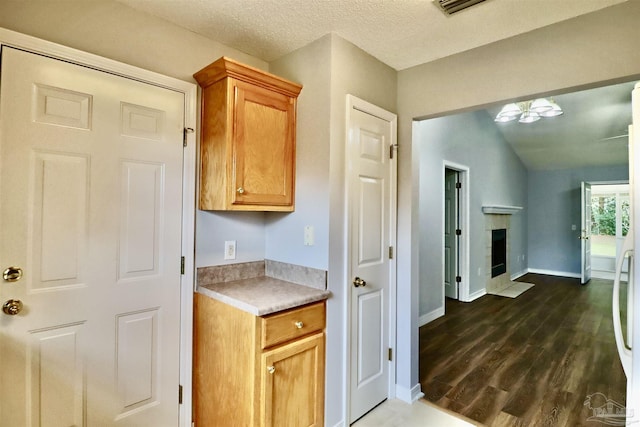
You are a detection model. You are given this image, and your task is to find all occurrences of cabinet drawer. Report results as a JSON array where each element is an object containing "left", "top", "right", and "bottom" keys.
[{"left": 261, "top": 302, "right": 325, "bottom": 349}]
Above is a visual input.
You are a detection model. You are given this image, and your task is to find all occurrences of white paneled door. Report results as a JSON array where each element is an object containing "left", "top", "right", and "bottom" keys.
[
  {"left": 348, "top": 97, "right": 396, "bottom": 423},
  {"left": 0, "top": 47, "right": 184, "bottom": 426},
  {"left": 444, "top": 169, "right": 458, "bottom": 299},
  {"left": 581, "top": 181, "right": 592, "bottom": 285}
]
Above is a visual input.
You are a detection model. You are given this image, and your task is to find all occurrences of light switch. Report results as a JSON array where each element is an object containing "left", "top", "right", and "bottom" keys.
[
  {"left": 304, "top": 226, "right": 314, "bottom": 246},
  {"left": 571, "top": 224, "right": 577, "bottom": 231}
]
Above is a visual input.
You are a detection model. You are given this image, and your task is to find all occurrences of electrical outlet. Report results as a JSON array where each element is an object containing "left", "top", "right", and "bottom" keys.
[{"left": 224, "top": 240, "right": 236, "bottom": 260}]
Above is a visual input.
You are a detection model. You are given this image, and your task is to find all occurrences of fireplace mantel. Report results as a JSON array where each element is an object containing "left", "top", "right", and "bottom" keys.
[{"left": 482, "top": 205, "right": 523, "bottom": 215}]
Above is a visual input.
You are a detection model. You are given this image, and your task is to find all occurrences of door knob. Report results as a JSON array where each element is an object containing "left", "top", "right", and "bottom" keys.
[
  {"left": 3, "top": 266, "right": 23, "bottom": 282},
  {"left": 353, "top": 277, "right": 366, "bottom": 288},
  {"left": 3, "top": 299, "right": 23, "bottom": 315}
]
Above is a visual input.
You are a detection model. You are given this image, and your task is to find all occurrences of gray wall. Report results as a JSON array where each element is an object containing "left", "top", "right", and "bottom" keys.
[
  {"left": 268, "top": 34, "right": 397, "bottom": 426},
  {"left": 0, "top": 0, "right": 266, "bottom": 82},
  {"left": 6, "top": 0, "right": 640, "bottom": 416},
  {"left": 416, "top": 111, "right": 528, "bottom": 318},
  {"left": 267, "top": 36, "right": 332, "bottom": 270},
  {"left": 528, "top": 165, "right": 629, "bottom": 275},
  {"left": 396, "top": 1, "right": 640, "bottom": 398}
]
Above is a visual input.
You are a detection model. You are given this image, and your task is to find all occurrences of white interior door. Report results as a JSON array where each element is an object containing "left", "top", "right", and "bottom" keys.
[
  {"left": 0, "top": 47, "right": 184, "bottom": 426},
  {"left": 581, "top": 181, "right": 592, "bottom": 284},
  {"left": 347, "top": 99, "right": 396, "bottom": 423},
  {"left": 444, "top": 169, "right": 458, "bottom": 299}
]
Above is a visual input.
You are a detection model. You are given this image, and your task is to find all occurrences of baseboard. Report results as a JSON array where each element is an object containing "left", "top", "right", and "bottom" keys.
[
  {"left": 510, "top": 269, "right": 528, "bottom": 281},
  {"left": 396, "top": 383, "right": 425, "bottom": 404},
  {"left": 591, "top": 270, "right": 628, "bottom": 281},
  {"left": 466, "top": 288, "right": 486, "bottom": 302},
  {"left": 526, "top": 268, "right": 581, "bottom": 279},
  {"left": 419, "top": 307, "right": 444, "bottom": 326}
]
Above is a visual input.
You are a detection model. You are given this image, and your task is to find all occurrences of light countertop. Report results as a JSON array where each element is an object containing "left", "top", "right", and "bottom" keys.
[{"left": 197, "top": 276, "right": 330, "bottom": 316}]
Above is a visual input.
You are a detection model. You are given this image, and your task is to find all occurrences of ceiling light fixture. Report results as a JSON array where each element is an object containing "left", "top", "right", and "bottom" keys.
[{"left": 494, "top": 98, "right": 563, "bottom": 124}]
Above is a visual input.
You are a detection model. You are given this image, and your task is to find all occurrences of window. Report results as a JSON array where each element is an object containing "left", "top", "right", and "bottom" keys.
[{"left": 591, "top": 185, "right": 630, "bottom": 257}]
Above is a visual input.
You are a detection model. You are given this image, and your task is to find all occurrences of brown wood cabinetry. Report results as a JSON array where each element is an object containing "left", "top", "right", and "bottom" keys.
[
  {"left": 193, "top": 294, "right": 325, "bottom": 426},
  {"left": 194, "top": 57, "right": 302, "bottom": 211}
]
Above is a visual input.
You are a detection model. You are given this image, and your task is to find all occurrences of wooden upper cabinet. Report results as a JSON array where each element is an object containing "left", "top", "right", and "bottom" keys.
[{"left": 194, "top": 57, "right": 302, "bottom": 211}]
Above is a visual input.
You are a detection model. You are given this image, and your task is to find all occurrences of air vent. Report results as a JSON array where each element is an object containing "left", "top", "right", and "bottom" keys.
[{"left": 436, "top": 0, "right": 486, "bottom": 15}]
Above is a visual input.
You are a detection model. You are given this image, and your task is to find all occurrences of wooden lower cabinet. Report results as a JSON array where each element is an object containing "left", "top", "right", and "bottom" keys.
[
  {"left": 194, "top": 293, "right": 325, "bottom": 427},
  {"left": 261, "top": 333, "right": 324, "bottom": 426}
]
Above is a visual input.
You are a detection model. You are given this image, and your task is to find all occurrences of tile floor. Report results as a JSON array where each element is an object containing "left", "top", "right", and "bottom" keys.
[{"left": 352, "top": 398, "right": 482, "bottom": 427}]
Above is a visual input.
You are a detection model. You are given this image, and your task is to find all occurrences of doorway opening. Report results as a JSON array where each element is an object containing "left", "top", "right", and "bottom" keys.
[
  {"left": 443, "top": 162, "right": 469, "bottom": 303},
  {"left": 590, "top": 182, "right": 630, "bottom": 280}
]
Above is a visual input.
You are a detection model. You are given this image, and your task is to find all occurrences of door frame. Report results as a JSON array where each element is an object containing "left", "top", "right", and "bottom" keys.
[
  {"left": 442, "top": 161, "right": 470, "bottom": 302},
  {"left": 344, "top": 94, "right": 398, "bottom": 424},
  {"left": 0, "top": 28, "right": 197, "bottom": 427},
  {"left": 589, "top": 180, "right": 630, "bottom": 281}
]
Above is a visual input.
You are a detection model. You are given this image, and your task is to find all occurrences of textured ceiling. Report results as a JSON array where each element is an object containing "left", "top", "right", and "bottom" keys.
[
  {"left": 114, "top": 0, "right": 634, "bottom": 171},
  {"left": 115, "top": 0, "right": 625, "bottom": 71}
]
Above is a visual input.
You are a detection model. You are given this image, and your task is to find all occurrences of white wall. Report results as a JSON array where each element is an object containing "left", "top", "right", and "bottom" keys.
[
  {"left": 416, "top": 110, "right": 528, "bottom": 318},
  {"left": 396, "top": 0, "right": 640, "bottom": 402}
]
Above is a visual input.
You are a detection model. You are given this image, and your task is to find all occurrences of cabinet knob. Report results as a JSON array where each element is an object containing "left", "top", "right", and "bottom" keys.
[
  {"left": 237, "top": 187, "right": 245, "bottom": 194},
  {"left": 295, "top": 321, "right": 304, "bottom": 329},
  {"left": 267, "top": 366, "right": 275, "bottom": 374}
]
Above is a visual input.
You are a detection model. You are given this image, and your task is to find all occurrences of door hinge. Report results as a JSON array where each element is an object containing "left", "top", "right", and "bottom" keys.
[
  {"left": 178, "top": 384, "right": 183, "bottom": 404},
  {"left": 388, "top": 348, "right": 393, "bottom": 361},
  {"left": 389, "top": 144, "right": 398, "bottom": 159},
  {"left": 456, "top": 276, "right": 462, "bottom": 283},
  {"left": 455, "top": 229, "right": 462, "bottom": 236},
  {"left": 455, "top": 182, "right": 462, "bottom": 189},
  {"left": 180, "top": 256, "right": 185, "bottom": 275},
  {"left": 183, "top": 127, "right": 194, "bottom": 147},
  {"left": 388, "top": 246, "right": 394, "bottom": 259}
]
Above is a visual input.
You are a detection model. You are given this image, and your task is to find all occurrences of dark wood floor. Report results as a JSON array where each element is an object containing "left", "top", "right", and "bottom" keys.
[{"left": 419, "top": 273, "right": 627, "bottom": 426}]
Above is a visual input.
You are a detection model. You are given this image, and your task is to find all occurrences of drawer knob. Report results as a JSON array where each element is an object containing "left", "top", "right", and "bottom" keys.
[
  {"left": 267, "top": 366, "right": 275, "bottom": 374},
  {"left": 294, "top": 321, "right": 304, "bottom": 329}
]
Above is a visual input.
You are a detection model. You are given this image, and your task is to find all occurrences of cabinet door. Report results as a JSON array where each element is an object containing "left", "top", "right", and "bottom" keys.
[
  {"left": 261, "top": 333, "right": 324, "bottom": 427},
  {"left": 232, "top": 80, "right": 295, "bottom": 208}
]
